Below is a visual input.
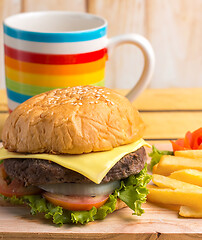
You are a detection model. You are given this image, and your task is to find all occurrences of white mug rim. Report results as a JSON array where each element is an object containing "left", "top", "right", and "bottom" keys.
[{"left": 3, "top": 11, "right": 108, "bottom": 34}]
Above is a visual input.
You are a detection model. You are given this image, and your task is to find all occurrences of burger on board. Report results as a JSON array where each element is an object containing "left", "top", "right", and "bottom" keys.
[{"left": 0, "top": 86, "right": 151, "bottom": 225}]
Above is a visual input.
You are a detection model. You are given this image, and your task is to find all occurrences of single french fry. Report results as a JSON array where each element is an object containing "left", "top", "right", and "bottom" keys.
[
  {"left": 179, "top": 206, "right": 202, "bottom": 218},
  {"left": 152, "top": 163, "right": 170, "bottom": 176},
  {"left": 152, "top": 174, "right": 202, "bottom": 190},
  {"left": 175, "top": 150, "right": 202, "bottom": 159},
  {"left": 157, "top": 155, "right": 202, "bottom": 175},
  {"left": 161, "top": 204, "right": 180, "bottom": 211},
  {"left": 153, "top": 203, "right": 180, "bottom": 211},
  {"left": 169, "top": 169, "right": 202, "bottom": 187},
  {"left": 147, "top": 185, "right": 202, "bottom": 209}
]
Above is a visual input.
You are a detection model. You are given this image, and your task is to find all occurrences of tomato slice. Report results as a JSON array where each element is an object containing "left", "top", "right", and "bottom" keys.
[
  {"left": 184, "top": 131, "right": 192, "bottom": 149},
  {"left": 171, "top": 128, "right": 202, "bottom": 152},
  {"left": 43, "top": 192, "right": 109, "bottom": 211},
  {"left": 191, "top": 128, "right": 202, "bottom": 149},
  {"left": 0, "top": 163, "right": 41, "bottom": 197}
]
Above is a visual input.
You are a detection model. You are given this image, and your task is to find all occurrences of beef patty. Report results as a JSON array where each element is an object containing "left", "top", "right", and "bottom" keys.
[{"left": 4, "top": 147, "right": 146, "bottom": 186}]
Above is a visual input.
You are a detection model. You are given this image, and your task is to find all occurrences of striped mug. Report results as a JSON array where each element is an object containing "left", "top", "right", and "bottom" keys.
[{"left": 3, "top": 11, "right": 155, "bottom": 112}]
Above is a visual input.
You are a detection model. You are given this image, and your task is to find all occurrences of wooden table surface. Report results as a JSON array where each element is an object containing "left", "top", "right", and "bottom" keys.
[
  {"left": 1, "top": 88, "right": 202, "bottom": 142},
  {"left": 0, "top": 88, "right": 202, "bottom": 240}
]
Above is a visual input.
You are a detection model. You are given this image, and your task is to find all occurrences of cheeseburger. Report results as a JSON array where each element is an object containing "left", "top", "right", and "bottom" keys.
[{"left": 0, "top": 86, "right": 151, "bottom": 225}]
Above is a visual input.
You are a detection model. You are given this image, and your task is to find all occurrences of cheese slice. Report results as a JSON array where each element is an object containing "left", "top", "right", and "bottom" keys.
[{"left": 0, "top": 139, "right": 150, "bottom": 184}]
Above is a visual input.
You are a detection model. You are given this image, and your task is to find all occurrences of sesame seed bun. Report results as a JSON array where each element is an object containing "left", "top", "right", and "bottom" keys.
[{"left": 2, "top": 86, "right": 145, "bottom": 154}]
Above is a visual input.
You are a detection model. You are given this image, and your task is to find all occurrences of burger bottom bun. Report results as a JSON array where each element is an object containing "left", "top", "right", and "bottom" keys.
[{"left": 115, "top": 199, "right": 127, "bottom": 211}]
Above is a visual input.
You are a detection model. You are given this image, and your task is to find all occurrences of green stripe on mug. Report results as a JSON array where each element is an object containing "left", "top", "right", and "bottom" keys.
[
  {"left": 6, "top": 77, "right": 55, "bottom": 96},
  {"left": 6, "top": 77, "right": 105, "bottom": 96}
]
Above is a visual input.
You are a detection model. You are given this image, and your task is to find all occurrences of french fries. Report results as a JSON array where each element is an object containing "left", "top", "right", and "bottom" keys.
[
  {"left": 147, "top": 186, "right": 202, "bottom": 209},
  {"left": 157, "top": 155, "right": 202, "bottom": 175},
  {"left": 179, "top": 206, "right": 202, "bottom": 218},
  {"left": 169, "top": 169, "right": 202, "bottom": 187},
  {"left": 152, "top": 174, "right": 202, "bottom": 190},
  {"left": 175, "top": 150, "right": 202, "bottom": 159},
  {"left": 149, "top": 147, "right": 202, "bottom": 218}
]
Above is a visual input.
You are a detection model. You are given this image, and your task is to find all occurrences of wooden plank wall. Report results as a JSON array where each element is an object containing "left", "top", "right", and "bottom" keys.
[{"left": 0, "top": 0, "right": 202, "bottom": 90}]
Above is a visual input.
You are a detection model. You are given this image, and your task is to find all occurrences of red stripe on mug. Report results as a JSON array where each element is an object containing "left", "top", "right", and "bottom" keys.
[{"left": 4, "top": 45, "right": 108, "bottom": 65}]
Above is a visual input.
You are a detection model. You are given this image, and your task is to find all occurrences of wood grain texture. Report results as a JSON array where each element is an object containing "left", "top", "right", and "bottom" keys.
[
  {"left": 0, "top": 143, "right": 201, "bottom": 239},
  {"left": 0, "top": 89, "right": 9, "bottom": 140},
  {"left": 22, "top": 0, "right": 86, "bottom": 12},
  {"left": 0, "top": 113, "right": 8, "bottom": 141},
  {"left": 88, "top": 0, "right": 146, "bottom": 89},
  {"left": 0, "top": 206, "right": 201, "bottom": 240},
  {"left": 142, "top": 111, "right": 202, "bottom": 139},
  {"left": 0, "top": 89, "right": 8, "bottom": 111},
  {"left": 133, "top": 88, "right": 202, "bottom": 110},
  {"left": 87, "top": 0, "right": 202, "bottom": 89},
  {"left": 146, "top": 0, "right": 202, "bottom": 88}
]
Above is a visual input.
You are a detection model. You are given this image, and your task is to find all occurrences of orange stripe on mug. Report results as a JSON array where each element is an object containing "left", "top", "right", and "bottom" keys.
[
  {"left": 5, "top": 55, "right": 107, "bottom": 75},
  {"left": 5, "top": 66, "right": 105, "bottom": 87}
]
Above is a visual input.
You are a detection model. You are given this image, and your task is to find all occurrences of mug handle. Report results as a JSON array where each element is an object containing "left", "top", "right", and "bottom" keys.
[{"left": 107, "top": 34, "right": 155, "bottom": 102}]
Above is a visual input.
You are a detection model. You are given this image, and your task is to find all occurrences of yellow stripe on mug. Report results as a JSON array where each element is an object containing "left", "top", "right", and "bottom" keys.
[
  {"left": 5, "top": 66, "right": 105, "bottom": 87},
  {"left": 5, "top": 55, "right": 107, "bottom": 75}
]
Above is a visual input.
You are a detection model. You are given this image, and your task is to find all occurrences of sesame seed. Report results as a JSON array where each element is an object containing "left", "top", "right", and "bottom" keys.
[{"left": 78, "top": 103, "right": 82, "bottom": 105}]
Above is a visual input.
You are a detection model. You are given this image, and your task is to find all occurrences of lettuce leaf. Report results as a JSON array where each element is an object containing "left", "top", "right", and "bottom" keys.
[
  {"left": 118, "top": 164, "right": 152, "bottom": 216},
  {"left": 0, "top": 165, "right": 151, "bottom": 225},
  {"left": 149, "top": 145, "right": 173, "bottom": 170}
]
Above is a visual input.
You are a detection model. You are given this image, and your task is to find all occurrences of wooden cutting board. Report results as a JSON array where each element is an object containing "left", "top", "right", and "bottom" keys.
[{"left": 0, "top": 143, "right": 202, "bottom": 240}]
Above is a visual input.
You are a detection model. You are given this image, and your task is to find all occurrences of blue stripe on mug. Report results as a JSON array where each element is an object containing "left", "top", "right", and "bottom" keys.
[
  {"left": 3, "top": 24, "right": 107, "bottom": 43},
  {"left": 7, "top": 88, "right": 32, "bottom": 104}
]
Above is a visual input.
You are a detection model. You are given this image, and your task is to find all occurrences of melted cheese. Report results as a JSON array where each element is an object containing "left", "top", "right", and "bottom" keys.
[{"left": 0, "top": 139, "right": 150, "bottom": 184}]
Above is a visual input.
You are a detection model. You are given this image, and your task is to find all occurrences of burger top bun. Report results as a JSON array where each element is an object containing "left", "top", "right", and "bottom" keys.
[{"left": 2, "top": 86, "right": 145, "bottom": 154}]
